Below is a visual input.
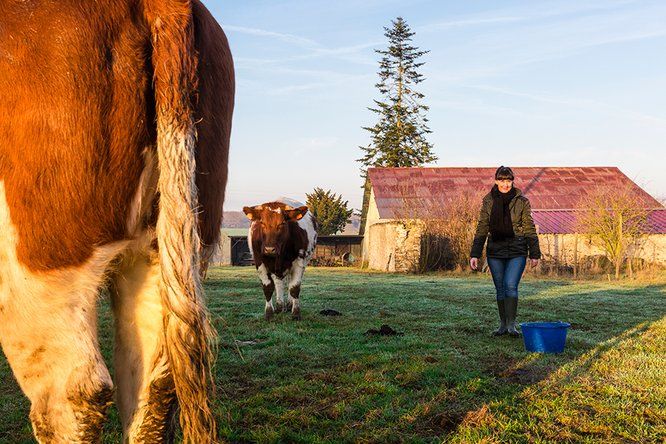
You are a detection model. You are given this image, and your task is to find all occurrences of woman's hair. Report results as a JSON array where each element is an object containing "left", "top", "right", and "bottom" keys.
[{"left": 495, "top": 165, "right": 515, "bottom": 181}]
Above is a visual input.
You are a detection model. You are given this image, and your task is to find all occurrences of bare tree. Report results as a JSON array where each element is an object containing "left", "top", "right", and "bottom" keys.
[
  {"left": 576, "top": 185, "right": 650, "bottom": 279},
  {"left": 395, "top": 190, "right": 484, "bottom": 273}
]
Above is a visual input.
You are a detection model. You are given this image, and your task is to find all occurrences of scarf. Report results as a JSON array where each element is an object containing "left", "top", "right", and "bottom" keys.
[{"left": 489, "top": 185, "right": 516, "bottom": 241}]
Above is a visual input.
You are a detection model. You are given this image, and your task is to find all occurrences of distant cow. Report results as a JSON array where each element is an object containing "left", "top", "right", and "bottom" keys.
[
  {"left": 243, "top": 202, "right": 317, "bottom": 320},
  {"left": 0, "top": 1, "right": 233, "bottom": 442}
]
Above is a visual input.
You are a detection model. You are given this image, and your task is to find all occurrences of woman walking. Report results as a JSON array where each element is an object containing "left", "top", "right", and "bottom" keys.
[{"left": 470, "top": 166, "right": 541, "bottom": 337}]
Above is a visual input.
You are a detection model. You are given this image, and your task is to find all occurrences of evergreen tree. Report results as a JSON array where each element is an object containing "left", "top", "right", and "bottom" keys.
[
  {"left": 359, "top": 17, "right": 436, "bottom": 169},
  {"left": 306, "top": 188, "right": 354, "bottom": 235},
  {"left": 358, "top": 17, "right": 436, "bottom": 234}
]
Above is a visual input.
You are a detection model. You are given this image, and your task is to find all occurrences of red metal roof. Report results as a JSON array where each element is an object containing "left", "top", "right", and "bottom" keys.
[{"left": 368, "top": 167, "right": 665, "bottom": 234}]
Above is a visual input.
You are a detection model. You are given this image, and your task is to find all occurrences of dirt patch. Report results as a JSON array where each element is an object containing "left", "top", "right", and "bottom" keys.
[
  {"left": 319, "top": 309, "right": 342, "bottom": 316},
  {"left": 364, "top": 324, "right": 404, "bottom": 336},
  {"left": 482, "top": 354, "right": 556, "bottom": 384},
  {"left": 461, "top": 404, "right": 494, "bottom": 428},
  {"left": 216, "top": 372, "right": 259, "bottom": 398},
  {"left": 504, "top": 362, "right": 557, "bottom": 384},
  {"left": 411, "top": 409, "right": 465, "bottom": 436},
  {"left": 481, "top": 352, "right": 520, "bottom": 378},
  {"left": 568, "top": 322, "right": 591, "bottom": 332}
]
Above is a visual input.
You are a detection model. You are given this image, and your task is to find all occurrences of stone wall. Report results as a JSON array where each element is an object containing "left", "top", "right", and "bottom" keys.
[
  {"left": 366, "top": 221, "right": 424, "bottom": 272},
  {"left": 539, "top": 233, "right": 666, "bottom": 267}
]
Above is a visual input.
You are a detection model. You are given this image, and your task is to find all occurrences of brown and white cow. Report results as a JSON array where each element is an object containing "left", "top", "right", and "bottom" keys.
[
  {"left": 242, "top": 202, "right": 317, "bottom": 320},
  {"left": 0, "top": 1, "right": 233, "bottom": 442}
]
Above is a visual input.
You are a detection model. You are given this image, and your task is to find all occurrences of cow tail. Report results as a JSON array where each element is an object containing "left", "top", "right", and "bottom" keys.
[{"left": 145, "top": 1, "right": 217, "bottom": 442}]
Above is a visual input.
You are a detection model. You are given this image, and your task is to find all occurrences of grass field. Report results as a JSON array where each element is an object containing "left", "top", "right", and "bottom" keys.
[{"left": 1, "top": 267, "right": 665, "bottom": 443}]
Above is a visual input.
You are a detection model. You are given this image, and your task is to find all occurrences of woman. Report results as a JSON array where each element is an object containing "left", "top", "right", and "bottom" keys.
[{"left": 470, "top": 166, "right": 541, "bottom": 337}]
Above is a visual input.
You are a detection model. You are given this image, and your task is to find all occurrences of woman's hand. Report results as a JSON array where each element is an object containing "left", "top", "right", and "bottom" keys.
[
  {"left": 530, "top": 258, "right": 539, "bottom": 268},
  {"left": 470, "top": 258, "right": 479, "bottom": 270}
]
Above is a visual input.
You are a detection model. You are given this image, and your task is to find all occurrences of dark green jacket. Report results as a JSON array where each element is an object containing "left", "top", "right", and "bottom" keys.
[{"left": 470, "top": 188, "right": 541, "bottom": 259}]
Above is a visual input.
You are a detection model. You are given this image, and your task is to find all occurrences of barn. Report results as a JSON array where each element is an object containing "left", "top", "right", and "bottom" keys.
[{"left": 362, "top": 167, "right": 666, "bottom": 272}]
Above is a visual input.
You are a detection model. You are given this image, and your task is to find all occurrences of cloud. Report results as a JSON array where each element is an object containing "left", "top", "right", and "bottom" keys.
[
  {"left": 420, "top": 16, "right": 525, "bottom": 32},
  {"left": 462, "top": 85, "right": 666, "bottom": 128},
  {"left": 223, "top": 25, "right": 319, "bottom": 48}
]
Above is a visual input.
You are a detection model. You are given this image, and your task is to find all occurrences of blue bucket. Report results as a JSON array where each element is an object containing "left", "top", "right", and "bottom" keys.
[{"left": 520, "top": 321, "right": 571, "bottom": 353}]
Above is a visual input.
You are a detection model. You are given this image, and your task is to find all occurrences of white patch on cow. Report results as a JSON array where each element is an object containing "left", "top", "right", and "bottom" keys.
[
  {"left": 289, "top": 295, "right": 300, "bottom": 313},
  {"left": 286, "top": 257, "right": 305, "bottom": 317},
  {"left": 273, "top": 275, "right": 287, "bottom": 310},
  {"left": 297, "top": 212, "right": 318, "bottom": 263},
  {"left": 0, "top": 181, "right": 126, "bottom": 440},
  {"left": 275, "top": 197, "right": 303, "bottom": 208},
  {"left": 126, "top": 148, "right": 158, "bottom": 236},
  {"left": 257, "top": 263, "right": 272, "bottom": 286},
  {"left": 247, "top": 221, "right": 256, "bottom": 260},
  {"left": 288, "top": 257, "right": 306, "bottom": 289},
  {"left": 264, "top": 296, "right": 275, "bottom": 315},
  {"left": 110, "top": 246, "right": 166, "bottom": 438}
]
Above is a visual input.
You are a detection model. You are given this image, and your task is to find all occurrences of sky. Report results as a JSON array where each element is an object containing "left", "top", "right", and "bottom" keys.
[{"left": 205, "top": 0, "right": 666, "bottom": 211}]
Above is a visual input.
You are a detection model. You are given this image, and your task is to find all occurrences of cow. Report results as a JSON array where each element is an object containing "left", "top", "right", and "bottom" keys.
[
  {"left": 0, "top": 1, "right": 233, "bottom": 442},
  {"left": 242, "top": 202, "right": 317, "bottom": 321}
]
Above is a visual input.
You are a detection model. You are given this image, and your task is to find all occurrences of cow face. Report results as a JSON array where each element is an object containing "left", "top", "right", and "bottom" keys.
[{"left": 243, "top": 204, "right": 308, "bottom": 257}]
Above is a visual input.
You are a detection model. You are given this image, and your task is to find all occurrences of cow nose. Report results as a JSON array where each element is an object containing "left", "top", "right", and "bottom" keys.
[{"left": 264, "top": 247, "right": 276, "bottom": 255}]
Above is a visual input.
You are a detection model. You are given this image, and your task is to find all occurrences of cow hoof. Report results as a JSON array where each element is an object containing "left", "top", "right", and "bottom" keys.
[
  {"left": 291, "top": 311, "right": 301, "bottom": 321},
  {"left": 264, "top": 308, "right": 274, "bottom": 321},
  {"left": 275, "top": 302, "right": 284, "bottom": 312}
]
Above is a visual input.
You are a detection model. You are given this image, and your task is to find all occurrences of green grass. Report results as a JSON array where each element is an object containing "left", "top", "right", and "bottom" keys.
[{"left": 1, "top": 267, "right": 665, "bottom": 443}]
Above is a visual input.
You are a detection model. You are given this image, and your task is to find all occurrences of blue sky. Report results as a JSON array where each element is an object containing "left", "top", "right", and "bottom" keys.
[{"left": 205, "top": 0, "right": 666, "bottom": 210}]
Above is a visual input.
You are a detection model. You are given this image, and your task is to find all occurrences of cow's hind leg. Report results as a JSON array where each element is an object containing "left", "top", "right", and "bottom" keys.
[
  {"left": 0, "top": 246, "right": 123, "bottom": 443},
  {"left": 110, "top": 250, "right": 177, "bottom": 443}
]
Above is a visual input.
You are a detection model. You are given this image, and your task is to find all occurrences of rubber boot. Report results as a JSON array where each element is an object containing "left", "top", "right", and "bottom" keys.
[
  {"left": 505, "top": 297, "right": 521, "bottom": 337},
  {"left": 493, "top": 299, "right": 507, "bottom": 336}
]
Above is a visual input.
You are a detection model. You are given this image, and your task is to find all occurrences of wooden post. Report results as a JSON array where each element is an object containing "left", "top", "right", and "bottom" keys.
[{"left": 573, "top": 234, "right": 579, "bottom": 278}]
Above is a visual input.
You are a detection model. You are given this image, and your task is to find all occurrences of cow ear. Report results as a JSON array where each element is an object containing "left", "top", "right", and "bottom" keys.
[
  {"left": 243, "top": 206, "right": 258, "bottom": 220},
  {"left": 288, "top": 206, "right": 308, "bottom": 221}
]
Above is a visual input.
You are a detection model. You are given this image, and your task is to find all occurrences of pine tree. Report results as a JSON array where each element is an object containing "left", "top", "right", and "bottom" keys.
[
  {"left": 306, "top": 188, "right": 354, "bottom": 236},
  {"left": 359, "top": 17, "right": 436, "bottom": 168},
  {"left": 358, "top": 17, "right": 436, "bottom": 234}
]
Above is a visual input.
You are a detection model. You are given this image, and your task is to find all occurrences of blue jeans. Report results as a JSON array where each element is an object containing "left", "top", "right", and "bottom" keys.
[{"left": 487, "top": 256, "right": 527, "bottom": 301}]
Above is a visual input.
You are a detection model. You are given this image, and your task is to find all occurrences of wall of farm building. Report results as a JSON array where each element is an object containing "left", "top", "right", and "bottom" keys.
[
  {"left": 365, "top": 221, "right": 423, "bottom": 272},
  {"left": 361, "top": 188, "right": 381, "bottom": 265},
  {"left": 364, "top": 225, "right": 666, "bottom": 272},
  {"left": 209, "top": 235, "right": 232, "bottom": 266},
  {"left": 538, "top": 233, "right": 666, "bottom": 266}
]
